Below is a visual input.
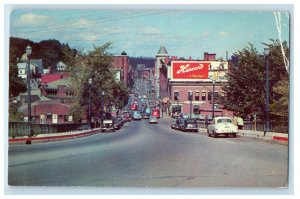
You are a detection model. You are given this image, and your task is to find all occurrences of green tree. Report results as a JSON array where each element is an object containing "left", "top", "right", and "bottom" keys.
[
  {"left": 270, "top": 77, "right": 289, "bottom": 120},
  {"left": 220, "top": 40, "right": 289, "bottom": 121},
  {"left": 66, "top": 42, "right": 129, "bottom": 122}
]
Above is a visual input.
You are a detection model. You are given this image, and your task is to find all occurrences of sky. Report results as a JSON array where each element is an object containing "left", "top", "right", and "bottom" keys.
[{"left": 9, "top": 9, "right": 290, "bottom": 59}]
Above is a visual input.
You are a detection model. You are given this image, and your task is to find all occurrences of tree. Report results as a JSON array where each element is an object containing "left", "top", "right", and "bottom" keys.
[
  {"left": 219, "top": 40, "right": 289, "bottom": 121},
  {"left": 66, "top": 42, "right": 129, "bottom": 122},
  {"left": 270, "top": 77, "right": 289, "bottom": 120}
]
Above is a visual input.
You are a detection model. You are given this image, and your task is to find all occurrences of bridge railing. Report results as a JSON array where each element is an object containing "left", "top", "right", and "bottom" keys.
[
  {"left": 9, "top": 122, "right": 90, "bottom": 138},
  {"left": 196, "top": 120, "right": 288, "bottom": 134}
]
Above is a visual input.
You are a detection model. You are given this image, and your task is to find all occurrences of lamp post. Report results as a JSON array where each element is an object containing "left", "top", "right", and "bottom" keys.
[
  {"left": 26, "top": 46, "right": 32, "bottom": 125},
  {"left": 88, "top": 77, "right": 92, "bottom": 129},
  {"left": 264, "top": 48, "right": 270, "bottom": 134},
  {"left": 101, "top": 91, "right": 105, "bottom": 125},
  {"left": 212, "top": 80, "right": 215, "bottom": 119},
  {"left": 188, "top": 91, "right": 193, "bottom": 119}
]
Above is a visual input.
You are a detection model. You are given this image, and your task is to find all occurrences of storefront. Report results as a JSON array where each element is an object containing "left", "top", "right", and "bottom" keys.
[{"left": 167, "top": 60, "right": 233, "bottom": 119}]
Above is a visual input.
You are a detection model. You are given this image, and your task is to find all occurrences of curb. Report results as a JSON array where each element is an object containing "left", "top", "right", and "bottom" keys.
[
  {"left": 198, "top": 128, "right": 288, "bottom": 144},
  {"left": 9, "top": 129, "right": 101, "bottom": 145}
]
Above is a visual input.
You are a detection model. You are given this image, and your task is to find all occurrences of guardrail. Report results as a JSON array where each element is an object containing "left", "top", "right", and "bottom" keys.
[
  {"left": 9, "top": 122, "right": 90, "bottom": 138},
  {"left": 196, "top": 120, "right": 288, "bottom": 133}
]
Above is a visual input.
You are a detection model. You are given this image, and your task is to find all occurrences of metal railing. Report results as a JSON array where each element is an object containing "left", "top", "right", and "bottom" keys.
[
  {"left": 196, "top": 120, "right": 288, "bottom": 133},
  {"left": 9, "top": 122, "right": 90, "bottom": 138}
]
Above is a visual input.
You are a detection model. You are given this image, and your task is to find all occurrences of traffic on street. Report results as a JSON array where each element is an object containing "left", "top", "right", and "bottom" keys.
[{"left": 8, "top": 76, "right": 288, "bottom": 188}]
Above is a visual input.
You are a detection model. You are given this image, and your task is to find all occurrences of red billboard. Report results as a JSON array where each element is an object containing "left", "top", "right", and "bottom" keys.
[{"left": 172, "top": 61, "right": 209, "bottom": 80}]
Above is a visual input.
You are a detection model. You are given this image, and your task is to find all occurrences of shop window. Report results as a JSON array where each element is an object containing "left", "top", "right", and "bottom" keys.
[
  {"left": 174, "top": 92, "right": 179, "bottom": 101},
  {"left": 195, "top": 92, "right": 200, "bottom": 101},
  {"left": 201, "top": 92, "right": 206, "bottom": 101}
]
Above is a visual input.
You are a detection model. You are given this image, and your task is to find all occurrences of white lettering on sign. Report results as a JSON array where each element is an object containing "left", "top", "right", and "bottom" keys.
[{"left": 176, "top": 64, "right": 204, "bottom": 74}]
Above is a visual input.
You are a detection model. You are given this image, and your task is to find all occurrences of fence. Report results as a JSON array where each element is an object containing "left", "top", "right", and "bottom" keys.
[
  {"left": 196, "top": 120, "right": 288, "bottom": 133},
  {"left": 9, "top": 122, "right": 90, "bottom": 138}
]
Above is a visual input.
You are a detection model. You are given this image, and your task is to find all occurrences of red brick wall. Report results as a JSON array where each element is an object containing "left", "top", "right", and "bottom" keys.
[
  {"left": 112, "top": 56, "right": 129, "bottom": 86},
  {"left": 33, "top": 102, "right": 69, "bottom": 116},
  {"left": 170, "top": 84, "right": 233, "bottom": 117}
]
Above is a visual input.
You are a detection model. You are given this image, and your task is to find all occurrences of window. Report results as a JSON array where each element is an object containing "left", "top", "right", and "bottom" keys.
[
  {"left": 201, "top": 92, "right": 206, "bottom": 101},
  {"left": 188, "top": 91, "right": 193, "bottom": 101},
  {"left": 208, "top": 92, "right": 212, "bottom": 101},
  {"left": 221, "top": 92, "right": 226, "bottom": 97},
  {"left": 214, "top": 92, "right": 219, "bottom": 99},
  {"left": 193, "top": 105, "right": 199, "bottom": 114},
  {"left": 174, "top": 92, "right": 179, "bottom": 101},
  {"left": 195, "top": 92, "right": 200, "bottom": 101}
]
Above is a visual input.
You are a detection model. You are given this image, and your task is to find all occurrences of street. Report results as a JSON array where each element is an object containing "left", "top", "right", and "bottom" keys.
[{"left": 8, "top": 117, "right": 288, "bottom": 187}]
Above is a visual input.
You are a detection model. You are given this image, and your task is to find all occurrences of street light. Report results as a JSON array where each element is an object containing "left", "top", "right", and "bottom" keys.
[
  {"left": 212, "top": 80, "right": 215, "bottom": 119},
  {"left": 188, "top": 91, "right": 193, "bottom": 119},
  {"left": 88, "top": 77, "right": 92, "bottom": 129},
  {"left": 101, "top": 91, "right": 105, "bottom": 125},
  {"left": 26, "top": 46, "right": 32, "bottom": 125},
  {"left": 264, "top": 48, "right": 270, "bottom": 134}
]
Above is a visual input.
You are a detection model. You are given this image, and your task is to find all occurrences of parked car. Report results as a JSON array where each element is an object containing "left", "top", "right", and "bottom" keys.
[
  {"left": 132, "top": 111, "right": 142, "bottom": 120},
  {"left": 207, "top": 116, "right": 238, "bottom": 138},
  {"left": 171, "top": 119, "right": 177, "bottom": 129},
  {"left": 123, "top": 112, "right": 132, "bottom": 122},
  {"left": 149, "top": 115, "right": 158, "bottom": 124},
  {"left": 112, "top": 117, "right": 123, "bottom": 130},
  {"left": 182, "top": 119, "right": 198, "bottom": 132},
  {"left": 177, "top": 118, "right": 186, "bottom": 131},
  {"left": 101, "top": 119, "right": 115, "bottom": 132}
]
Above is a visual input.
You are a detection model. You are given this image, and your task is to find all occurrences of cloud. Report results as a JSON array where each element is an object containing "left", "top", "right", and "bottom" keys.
[
  {"left": 202, "top": 31, "right": 211, "bottom": 37},
  {"left": 219, "top": 31, "right": 231, "bottom": 36},
  {"left": 137, "top": 27, "right": 161, "bottom": 36},
  {"left": 14, "top": 13, "right": 51, "bottom": 26},
  {"left": 68, "top": 18, "right": 94, "bottom": 28}
]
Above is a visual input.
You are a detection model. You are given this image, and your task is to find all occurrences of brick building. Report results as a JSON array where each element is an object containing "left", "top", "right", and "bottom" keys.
[
  {"left": 155, "top": 46, "right": 233, "bottom": 119},
  {"left": 111, "top": 51, "right": 131, "bottom": 86}
]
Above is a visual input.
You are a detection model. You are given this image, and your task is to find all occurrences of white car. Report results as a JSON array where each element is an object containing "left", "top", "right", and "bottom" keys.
[
  {"left": 207, "top": 117, "right": 238, "bottom": 138},
  {"left": 101, "top": 119, "right": 115, "bottom": 132}
]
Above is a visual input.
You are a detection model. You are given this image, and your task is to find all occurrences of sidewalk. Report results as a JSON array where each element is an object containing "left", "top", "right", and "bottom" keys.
[
  {"left": 197, "top": 127, "right": 288, "bottom": 145},
  {"left": 9, "top": 128, "right": 102, "bottom": 145}
]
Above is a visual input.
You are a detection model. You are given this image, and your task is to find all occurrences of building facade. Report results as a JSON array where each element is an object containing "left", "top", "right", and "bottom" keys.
[
  {"left": 111, "top": 51, "right": 131, "bottom": 86},
  {"left": 156, "top": 46, "right": 233, "bottom": 119}
]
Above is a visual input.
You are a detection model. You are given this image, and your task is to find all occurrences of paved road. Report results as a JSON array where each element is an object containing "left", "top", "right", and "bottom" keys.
[{"left": 8, "top": 118, "right": 288, "bottom": 187}]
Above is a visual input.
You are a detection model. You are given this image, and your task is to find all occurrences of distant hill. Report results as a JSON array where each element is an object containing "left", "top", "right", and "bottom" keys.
[
  {"left": 9, "top": 37, "right": 77, "bottom": 72},
  {"left": 129, "top": 56, "right": 155, "bottom": 69}
]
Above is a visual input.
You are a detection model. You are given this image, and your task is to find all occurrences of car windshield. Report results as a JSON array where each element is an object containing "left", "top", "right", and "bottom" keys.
[
  {"left": 216, "top": 118, "right": 232, "bottom": 123},
  {"left": 186, "top": 120, "right": 196, "bottom": 124}
]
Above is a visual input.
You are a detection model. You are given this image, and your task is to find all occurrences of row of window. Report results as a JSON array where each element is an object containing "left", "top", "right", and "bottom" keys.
[{"left": 173, "top": 91, "right": 226, "bottom": 101}]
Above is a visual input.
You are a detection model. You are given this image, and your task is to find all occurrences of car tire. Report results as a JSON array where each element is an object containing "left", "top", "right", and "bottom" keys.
[
  {"left": 233, "top": 133, "right": 237, "bottom": 137},
  {"left": 207, "top": 129, "right": 211, "bottom": 137},
  {"left": 213, "top": 130, "right": 217, "bottom": 138}
]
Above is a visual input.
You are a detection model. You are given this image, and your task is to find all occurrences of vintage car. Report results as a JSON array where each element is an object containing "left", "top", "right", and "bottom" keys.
[
  {"left": 101, "top": 119, "right": 115, "bottom": 132},
  {"left": 182, "top": 119, "right": 198, "bottom": 132},
  {"left": 149, "top": 115, "right": 158, "bottom": 124},
  {"left": 207, "top": 117, "right": 238, "bottom": 137}
]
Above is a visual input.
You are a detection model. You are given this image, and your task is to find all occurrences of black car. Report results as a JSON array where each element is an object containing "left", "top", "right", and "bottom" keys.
[
  {"left": 141, "top": 112, "right": 150, "bottom": 119},
  {"left": 177, "top": 118, "right": 186, "bottom": 131},
  {"left": 112, "top": 116, "right": 123, "bottom": 130},
  {"left": 182, "top": 119, "right": 198, "bottom": 132}
]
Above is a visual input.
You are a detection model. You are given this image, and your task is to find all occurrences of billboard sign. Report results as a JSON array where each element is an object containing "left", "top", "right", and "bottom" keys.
[{"left": 171, "top": 61, "right": 209, "bottom": 80}]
